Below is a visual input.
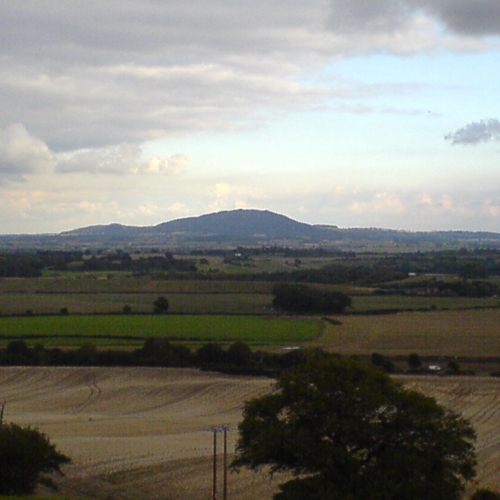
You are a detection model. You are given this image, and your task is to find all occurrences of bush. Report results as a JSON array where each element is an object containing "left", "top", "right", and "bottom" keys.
[{"left": 0, "top": 422, "right": 71, "bottom": 495}]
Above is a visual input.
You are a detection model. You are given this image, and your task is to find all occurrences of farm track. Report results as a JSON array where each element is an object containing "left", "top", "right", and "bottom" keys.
[{"left": 2, "top": 368, "right": 500, "bottom": 498}]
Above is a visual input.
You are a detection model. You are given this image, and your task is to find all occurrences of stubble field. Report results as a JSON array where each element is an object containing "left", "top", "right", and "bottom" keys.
[{"left": 2, "top": 367, "right": 500, "bottom": 499}]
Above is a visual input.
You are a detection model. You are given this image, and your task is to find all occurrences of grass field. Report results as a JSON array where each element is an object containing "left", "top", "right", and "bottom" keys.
[
  {"left": 0, "top": 292, "right": 274, "bottom": 315},
  {"left": 0, "top": 314, "right": 322, "bottom": 348},
  {"left": 2, "top": 288, "right": 500, "bottom": 317}
]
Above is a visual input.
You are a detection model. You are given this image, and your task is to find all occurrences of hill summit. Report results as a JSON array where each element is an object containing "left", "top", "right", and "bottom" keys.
[
  {"left": 5, "top": 208, "right": 500, "bottom": 250},
  {"left": 62, "top": 209, "right": 331, "bottom": 247},
  {"left": 151, "top": 209, "right": 322, "bottom": 237}
]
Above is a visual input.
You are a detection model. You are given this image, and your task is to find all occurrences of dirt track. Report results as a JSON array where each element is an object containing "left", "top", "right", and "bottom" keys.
[{"left": 1, "top": 367, "right": 500, "bottom": 499}]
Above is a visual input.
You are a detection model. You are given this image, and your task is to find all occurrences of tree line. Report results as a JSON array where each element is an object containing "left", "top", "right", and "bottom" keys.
[
  {"left": 0, "top": 338, "right": 311, "bottom": 375},
  {"left": 3, "top": 247, "right": 500, "bottom": 284}
]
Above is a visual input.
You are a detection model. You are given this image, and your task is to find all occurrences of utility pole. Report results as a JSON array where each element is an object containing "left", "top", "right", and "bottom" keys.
[
  {"left": 0, "top": 401, "right": 6, "bottom": 426},
  {"left": 213, "top": 427, "right": 218, "bottom": 500},
  {"left": 207, "top": 424, "right": 230, "bottom": 500},
  {"left": 223, "top": 424, "right": 228, "bottom": 500}
]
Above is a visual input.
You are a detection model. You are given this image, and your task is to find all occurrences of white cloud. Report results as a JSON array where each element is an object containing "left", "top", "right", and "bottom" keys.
[
  {"left": 138, "top": 155, "right": 187, "bottom": 175},
  {"left": 0, "top": 124, "right": 54, "bottom": 180},
  {"left": 350, "top": 191, "right": 407, "bottom": 215},
  {"left": 55, "top": 144, "right": 187, "bottom": 175}
]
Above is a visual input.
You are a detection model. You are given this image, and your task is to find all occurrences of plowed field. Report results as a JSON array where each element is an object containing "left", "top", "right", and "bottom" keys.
[{"left": 1, "top": 367, "right": 500, "bottom": 499}]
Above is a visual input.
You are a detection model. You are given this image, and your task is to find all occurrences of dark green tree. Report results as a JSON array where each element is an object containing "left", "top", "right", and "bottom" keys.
[
  {"left": 371, "top": 352, "right": 395, "bottom": 373},
  {"left": 233, "top": 351, "right": 477, "bottom": 500},
  {"left": 227, "top": 341, "right": 253, "bottom": 367},
  {"left": 195, "top": 342, "right": 225, "bottom": 365},
  {"left": 448, "top": 359, "right": 460, "bottom": 374},
  {"left": 272, "top": 283, "right": 351, "bottom": 314},
  {"left": 0, "top": 422, "right": 71, "bottom": 495},
  {"left": 408, "top": 352, "right": 422, "bottom": 370},
  {"left": 470, "top": 489, "right": 500, "bottom": 500},
  {"left": 153, "top": 295, "right": 169, "bottom": 314},
  {"left": 137, "top": 338, "right": 192, "bottom": 366}
]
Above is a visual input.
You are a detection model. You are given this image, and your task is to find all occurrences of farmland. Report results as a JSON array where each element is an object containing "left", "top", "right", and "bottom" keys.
[
  {"left": 2, "top": 367, "right": 500, "bottom": 500},
  {"left": 0, "top": 314, "right": 321, "bottom": 348},
  {"left": 2, "top": 270, "right": 500, "bottom": 359},
  {"left": 314, "top": 308, "right": 500, "bottom": 358},
  {"left": 2, "top": 247, "right": 500, "bottom": 498}
]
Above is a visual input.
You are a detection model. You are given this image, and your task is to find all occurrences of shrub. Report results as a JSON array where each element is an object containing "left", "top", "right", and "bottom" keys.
[
  {"left": 0, "top": 422, "right": 71, "bottom": 495},
  {"left": 153, "top": 295, "right": 169, "bottom": 314}
]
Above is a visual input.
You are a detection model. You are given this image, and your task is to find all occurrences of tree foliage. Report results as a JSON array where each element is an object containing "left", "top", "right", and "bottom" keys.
[
  {"left": 233, "top": 351, "right": 477, "bottom": 500},
  {"left": 0, "top": 422, "right": 71, "bottom": 495},
  {"left": 152, "top": 295, "right": 170, "bottom": 314},
  {"left": 470, "top": 489, "right": 500, "bottom": 500},
  {"left": 272, "top": 283, "right": 352, "bottom": 314}
]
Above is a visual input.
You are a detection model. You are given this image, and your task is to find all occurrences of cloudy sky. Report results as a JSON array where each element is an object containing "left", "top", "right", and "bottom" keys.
[{"left": 1, "top": 0, "right": 500, "bottom": 234}]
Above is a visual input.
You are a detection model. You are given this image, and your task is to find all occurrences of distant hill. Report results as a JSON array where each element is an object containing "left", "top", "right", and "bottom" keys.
[
  {"left": 2, "top": 208, "right": 500, "bottom": 250},
  {"left": 60, "top": 209, "right": 329, "bottom": 247},
  {"left": 151, "top": 209, "right": 319, "bottom": 237}
]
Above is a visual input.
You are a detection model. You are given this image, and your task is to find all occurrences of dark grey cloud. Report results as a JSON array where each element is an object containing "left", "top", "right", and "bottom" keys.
[
  {"left": 445, "top": 119, "right": 500, "bottom": 145},
  {"left": 327, "top": 0, "right": 500, "bottom": 35},
  {"left": 328, "top": 0, "right": 413, "bottom": 33},
  {"left": 417, "top": 0, "right": 500, "bottom": 36}
]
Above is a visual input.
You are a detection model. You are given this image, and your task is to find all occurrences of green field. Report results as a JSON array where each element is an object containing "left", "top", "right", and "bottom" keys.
[
  {"left": 0, "top": 314, "right": 322, "bottom": 348},
  {"left": 0, "top": 292, "right": 273, "bottom": 316}
]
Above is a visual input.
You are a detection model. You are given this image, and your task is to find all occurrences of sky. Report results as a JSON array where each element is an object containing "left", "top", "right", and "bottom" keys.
[{"left": 1, "top": 0, "right": 500, "bottom": 234}]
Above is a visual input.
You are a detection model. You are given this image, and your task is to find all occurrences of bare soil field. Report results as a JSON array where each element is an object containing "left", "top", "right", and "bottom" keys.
[
  {"left": 314, "top": 309, "right": 500, "bottom": 358},
  {"left": 1, "top": 367, "right": 500, "bottom": 499}
]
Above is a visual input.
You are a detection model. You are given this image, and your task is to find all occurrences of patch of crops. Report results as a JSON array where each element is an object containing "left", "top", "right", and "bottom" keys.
[
  {"left": 0, "top": 314, "right": 322, "bottom": 348},
  {"left": 351, "top": 294, "right": 500, "bottom": 312},
  {"left": 315, "top": 309, "right": 500, "bottom": 357}
]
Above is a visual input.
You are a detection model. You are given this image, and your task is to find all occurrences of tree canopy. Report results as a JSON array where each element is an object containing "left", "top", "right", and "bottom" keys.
[
  {"left": 272, "top": 283, "right": 351, "bottom": 314},
  {"left": 232, "top": 351, "right": 477, "bottom": 500},
  {"left": 0, "top": 422, "right": 71, "bottom": 495},
  {"left": 152, "top": 295, "right": 170, "bottom": 314}
]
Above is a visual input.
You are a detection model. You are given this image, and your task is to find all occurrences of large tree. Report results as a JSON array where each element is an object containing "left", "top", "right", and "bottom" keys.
[
  {"left": 152, "top": 295, "right": 170, "bottom": 314},
  {"left": 0, "top": 422, "right": 71, "bottom": 495},
  {"left": 232, "top": 351, "right": 476, "bottom": 500}
]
